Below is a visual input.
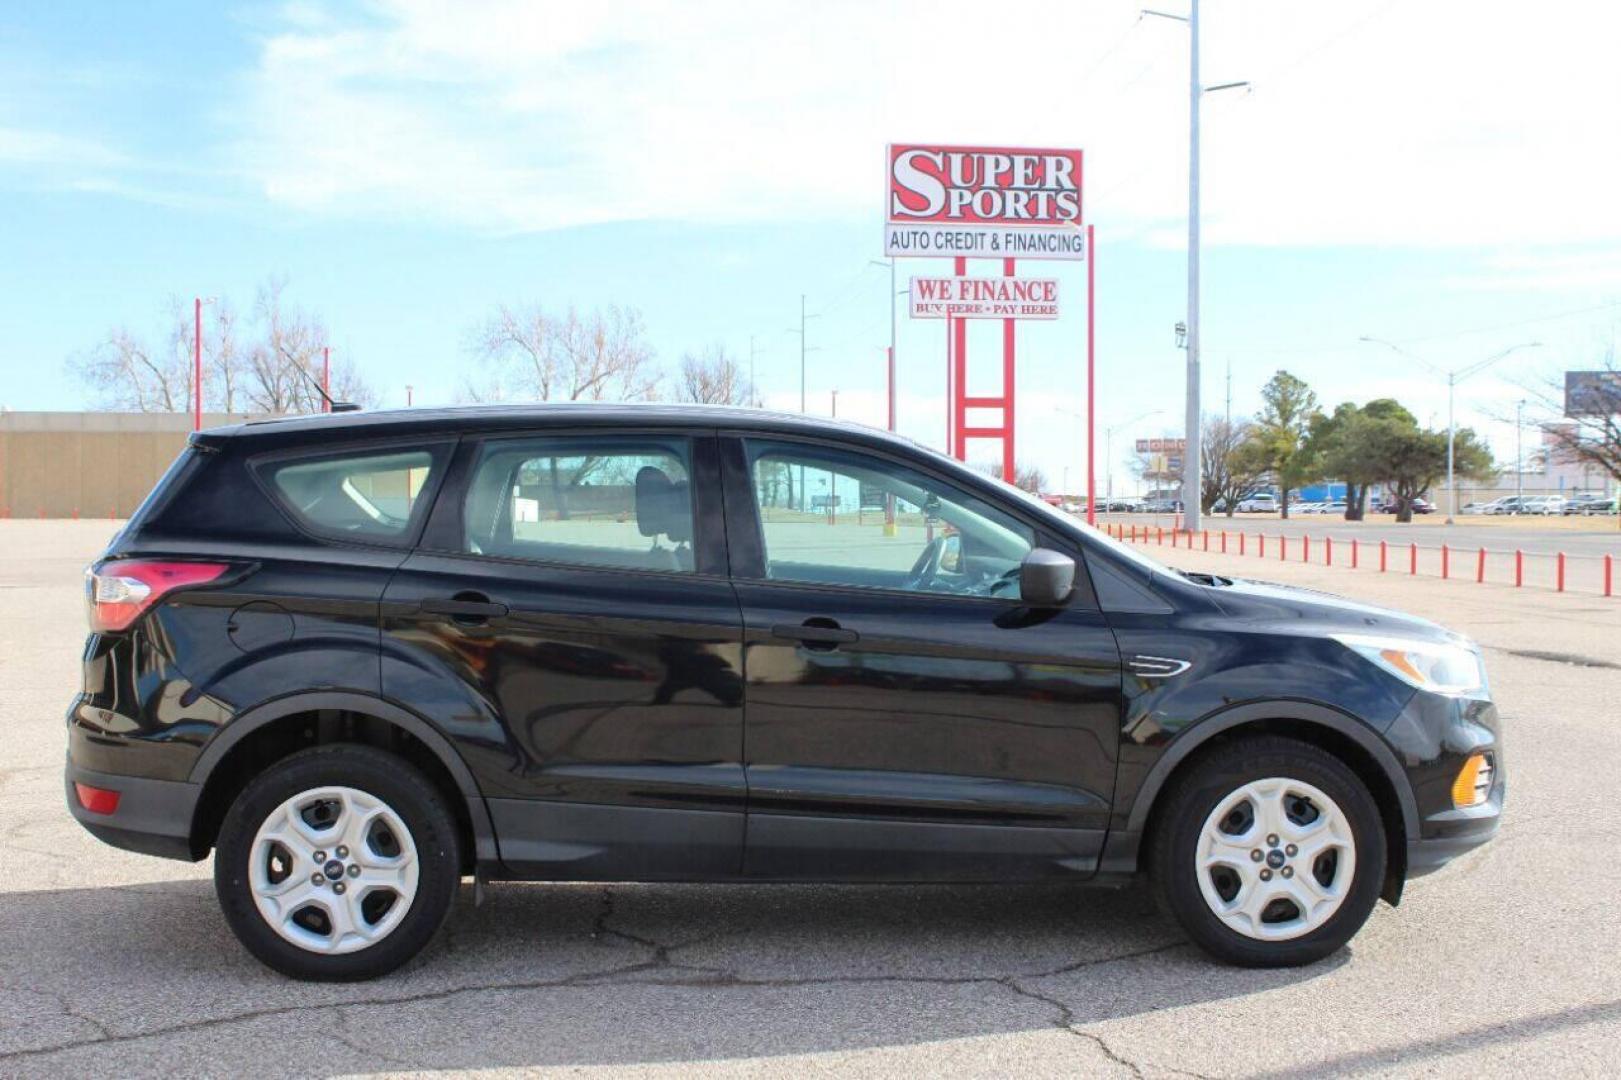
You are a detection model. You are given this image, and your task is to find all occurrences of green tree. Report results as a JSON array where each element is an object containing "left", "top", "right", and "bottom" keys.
[
  {"left": 1304, "top": 398, "right": 1412, "bottom": 520},
  {"left": 1201, "top": 414, "right": 1270, "bottom": 516},
  {"left": 1254, "top": 371, "right": 1320, "bottom": 518},
  {"left": 1380, "top": 419, "right": 1494, "bottom": 522}
]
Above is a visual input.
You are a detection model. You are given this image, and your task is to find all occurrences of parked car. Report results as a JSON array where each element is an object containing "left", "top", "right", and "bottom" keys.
[
  {"left": 1481, "top": 497, "right": 1524, "bottom": 516},
  {"left": 1236, "top": 493, "right": 1278, "bottom": 513},
  {"left": 1520, "top": 496, "right": 1563, "bottom": 516},
  {"left": 1108, "top": 497, "right": 1144, "bottom": 513},
  {"left": 67, "top": 405, "right": 1502, "bottom": 979},
  {"left": 1582, "top": 498, "right": 1618, "bottom": 516},
  {"left": 1142, "top": 498, "right": 1182, "bottom": 514},
  {"left": 1562, "top": 495, "right": 1602, "bottom": 515},
  {"left": 1411, "top": 498, "right": 1435, "bottom": 514}
]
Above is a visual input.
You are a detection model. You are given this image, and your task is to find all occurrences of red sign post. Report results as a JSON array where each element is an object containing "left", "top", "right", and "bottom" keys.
[{"left": 885, "top": 143, "right": 1087, "bottom": 507}]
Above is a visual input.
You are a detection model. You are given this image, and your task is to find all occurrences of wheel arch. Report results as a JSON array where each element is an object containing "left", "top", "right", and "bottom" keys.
[
  {"left": 1127, "top": 701, "right": 1417, "bottom": 904},
  {"left": 187, "top": 691, "right": 497, "bottom": 868}
]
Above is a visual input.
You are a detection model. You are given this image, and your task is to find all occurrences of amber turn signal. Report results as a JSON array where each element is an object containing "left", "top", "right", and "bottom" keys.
[{"left": 1451, "top": 753, "right": 1493, "bottom": 809}]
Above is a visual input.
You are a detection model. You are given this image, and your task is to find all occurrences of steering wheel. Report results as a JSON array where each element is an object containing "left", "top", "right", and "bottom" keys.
[{"left": 904, "top": 535, "right": 948, "bottom": 592}]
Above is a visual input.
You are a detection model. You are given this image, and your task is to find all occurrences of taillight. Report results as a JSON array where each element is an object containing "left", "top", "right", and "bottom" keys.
[{"left": 85, "top": 561, "right": 230, "bottom": 633}]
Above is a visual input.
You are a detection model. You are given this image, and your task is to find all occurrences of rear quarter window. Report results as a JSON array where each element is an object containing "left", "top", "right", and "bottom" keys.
[{"left": 255, "top": 444, "right": 450, "bottom": 544}]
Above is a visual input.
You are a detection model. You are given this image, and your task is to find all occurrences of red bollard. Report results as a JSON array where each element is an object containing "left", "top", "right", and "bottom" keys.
[
  {"left": 1221, "top": 530, "right": 1228, "bottom": 553},
  {"left": 1515, "top": 549, "right": 1523, "bottom": 587},
  {"left": 1351, "top": 538, "right": 1359, "bottom": 569},
  {"left": 1379, "top": 540, "right": 1387, "bottom": 572},
  {"left": 1441, "top": 544, "right": 1449, "bottom": 580},
  {"left": 1605, "top": 555, "right": 1613, "bottom": 598},
  {"left": 1280, "top": 535, "right": 1288, "bottom": 561},
  {"left": 1326, "top": 537, "right": 1333, "bottom": 566},
  {"left": 1557, "top": 552, "right": 1566, "bottom": 592},
  {"left": 1476, "top": 547, "right": 1485, "bottom": 584},
  {"left": 1203, "top": 530, "right": 1210, "bottom": 551},
  {"left": 1158, "top": 526, "right": 1164, "bottom": 545},
  {"left": 1259, "top": 534, "right": 1266, "bottom": 558},
  {"left": 1409, "top": 543, "right": 1417, "bottom": 576},
  {"left": 1303, "top": 535, "right": 1311, "bottom": 563},
  {"left": 1171, "top": 528, "right": 1178, "bottom": 548},
  {"left": 1240, "top": 532, "right": 1247, "bottom": 556}
]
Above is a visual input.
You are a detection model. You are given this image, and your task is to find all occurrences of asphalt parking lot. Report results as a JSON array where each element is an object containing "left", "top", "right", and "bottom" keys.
[{"left": 4, "top": 520, "right": 1620, "bottom": 1077}]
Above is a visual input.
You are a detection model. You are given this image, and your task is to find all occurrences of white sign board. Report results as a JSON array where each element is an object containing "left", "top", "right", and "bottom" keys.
[
  {"left": 909, "top": 276, "right": 1060, "bottom": 320},
  {"left": 886, "top": 143, "right": 1085, "bottom": 261}
]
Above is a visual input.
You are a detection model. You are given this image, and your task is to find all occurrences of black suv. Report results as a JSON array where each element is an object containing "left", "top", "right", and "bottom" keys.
[{"left": 67, "top": 405, "right": 1502, "bottom": 980}]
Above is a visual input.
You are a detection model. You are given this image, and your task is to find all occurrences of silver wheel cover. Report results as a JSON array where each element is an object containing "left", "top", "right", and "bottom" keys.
[
  {"left": 1195, "top": 776, "right": 1356, "bottom": 941},
  {"left": 248, "top": 785, "right": 419, "bottom": 955}
]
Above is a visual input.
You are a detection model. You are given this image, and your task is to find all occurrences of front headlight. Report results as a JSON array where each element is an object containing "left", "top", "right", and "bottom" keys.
[{"left": 1333, "top": 633, "right": 1488, "bottom": 698}]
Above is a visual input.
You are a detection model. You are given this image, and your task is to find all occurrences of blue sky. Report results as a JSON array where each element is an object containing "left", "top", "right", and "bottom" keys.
[{"left": 3, "top": 1, "right": 1619, "bottom": 489}]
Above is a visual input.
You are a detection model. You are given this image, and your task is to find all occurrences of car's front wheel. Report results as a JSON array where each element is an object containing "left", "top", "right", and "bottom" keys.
[
  {"left": 214, "top": 744, "right": 462, "bottom": 981},
  {"left": 1151, "top": 735, "right": 1386, "bottom": 967}
]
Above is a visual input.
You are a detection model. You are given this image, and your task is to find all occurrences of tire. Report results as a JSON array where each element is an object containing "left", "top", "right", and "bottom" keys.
[
  {"left": 214, "top": 744, "right": 462, "bottom": 981},
  {"left": 1150, "top": 735, "right": 1386, "bottom": 968}
]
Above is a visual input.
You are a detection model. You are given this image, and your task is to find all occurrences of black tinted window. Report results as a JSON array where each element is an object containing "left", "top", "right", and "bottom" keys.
[
  {"left": 261, "top": 446, "right": 442, "bottom": 542},
  {"left": 462, "top": 437, "right": 695, "bottom": 573}
]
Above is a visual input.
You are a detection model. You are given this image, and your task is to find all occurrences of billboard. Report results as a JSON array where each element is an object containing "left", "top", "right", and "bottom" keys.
[
  {"left": 1564, "top": 370, "right": 1621, "bottom": 417},
  {"left": 885, "top": 144, "right": 1085, "bottom": 260},
  {"left": 1135, "top": 437, "right": 1187, "bottom": 454},
  {"left": 909, "top": 275, "right": 1059, "bottom": 320}
]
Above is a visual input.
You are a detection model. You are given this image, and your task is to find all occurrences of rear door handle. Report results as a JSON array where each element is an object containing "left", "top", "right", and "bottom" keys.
[
  {"left": 771, "top": 619, "right": 859, "bottom": 650},
  {"left": 420, "top": 594, "right": 509, "bottom": 622}
]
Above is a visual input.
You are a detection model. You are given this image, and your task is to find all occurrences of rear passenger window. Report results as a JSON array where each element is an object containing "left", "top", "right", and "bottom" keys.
[
  {"left": 462, "top": 437, "right": 695, "bottom": 573},
  {"left": 261, "top": 446, "right": 444, "bottom": 542}
]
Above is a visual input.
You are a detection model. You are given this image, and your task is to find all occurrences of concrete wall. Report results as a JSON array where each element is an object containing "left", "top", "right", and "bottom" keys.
[{"left": 0, "top": 412, "right": 260, "bottom": 519}]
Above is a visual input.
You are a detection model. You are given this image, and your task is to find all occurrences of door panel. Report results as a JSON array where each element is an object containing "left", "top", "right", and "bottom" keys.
[
  {"left": 723, "top": 435, "right": 1124, "bottom": 881},
  {"left": 380, "top": 432, "right": 746, "bottom": 880}
]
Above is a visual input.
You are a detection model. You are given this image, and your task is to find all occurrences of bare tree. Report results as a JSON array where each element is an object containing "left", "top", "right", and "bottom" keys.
[
  {"left": 467, "top": 302, "right": 660, "bottom": 403},
  {"left": 68, "top": 326, "right": 186, "bottom": 412},
  {"left": 987, "top": 461, "right": 1048, "bottom": 495},
  {"left": 67, "top": 277, "right": 375, "bottom": 416},
  {"left": 1535, "top": 354, "right": 1621, "bottom": 486},
  {"left": 676, "top": 344, "right": 751, "bottom": 406},
  {"left": 1201, "top": 414, "right": 1269, "bottom": 516}
]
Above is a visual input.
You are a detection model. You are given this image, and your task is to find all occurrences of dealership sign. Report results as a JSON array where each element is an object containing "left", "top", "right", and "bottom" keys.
[
  {"left": 909, "top": 276, "right": 1059, "bottom": 320},
  {"left": 1135, "top": 438, "right": 1187, "bottom": 454},
  {"left": 885, "top": 144, "right": 1085, "bottom": 260}
]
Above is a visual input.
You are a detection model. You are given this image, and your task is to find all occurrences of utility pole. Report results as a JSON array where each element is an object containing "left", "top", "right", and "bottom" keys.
[
  {"left": 1184, "top": 0, "right": 1202, "bottom": 533},
  {"left": 1225, "top": 356, "right": 1232, "bottom": 427},
  {"left": 1516, "top": 398, "right": 1525, "bottom": 504},
  {"left": 799, "top": 295, "right": 808, "bottom": 413}
]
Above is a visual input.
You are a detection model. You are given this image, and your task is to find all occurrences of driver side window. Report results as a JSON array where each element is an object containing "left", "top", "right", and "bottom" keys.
[{"left": 745, "top": 440, "right": 1034, "bottom": 598}]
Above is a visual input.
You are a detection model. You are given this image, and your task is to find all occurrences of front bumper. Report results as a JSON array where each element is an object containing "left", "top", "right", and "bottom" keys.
[
  {"left": 65, "top": 758, "right": 202, "bottom": 862},
  {"left": 1386, "top": 690, "right": 1505, "bottom": 879}
]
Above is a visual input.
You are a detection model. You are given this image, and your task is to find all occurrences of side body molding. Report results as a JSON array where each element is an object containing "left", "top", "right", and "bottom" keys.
[{"left": 187, "top": 690, "right": 499, "bottom": 863}]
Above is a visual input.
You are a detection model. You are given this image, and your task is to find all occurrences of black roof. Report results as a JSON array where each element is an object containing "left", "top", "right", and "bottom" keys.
[{"left": 199, "top": 402, "right": 925, "bottom": 455}]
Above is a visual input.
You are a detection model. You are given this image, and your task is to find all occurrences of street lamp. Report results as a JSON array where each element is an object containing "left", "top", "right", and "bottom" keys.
[
  {"left": 1360, "top": 337, "right": 1543, "bottom": 522},
  {"left": 1056, "top": 406, "right": 1162, "bottom": 509},
  {"left": 1142, "top": 3, "right": 1249, "bottom": 535}
]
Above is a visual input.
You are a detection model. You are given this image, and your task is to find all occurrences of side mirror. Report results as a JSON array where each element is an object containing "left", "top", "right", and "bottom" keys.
[{"left": 1019, "top": 547, "right": 1075, "bottom": 607}]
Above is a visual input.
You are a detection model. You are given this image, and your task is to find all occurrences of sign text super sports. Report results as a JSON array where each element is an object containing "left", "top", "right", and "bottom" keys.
[{"left": 885, "top": 144, "right": 1084, "bottom": 261}]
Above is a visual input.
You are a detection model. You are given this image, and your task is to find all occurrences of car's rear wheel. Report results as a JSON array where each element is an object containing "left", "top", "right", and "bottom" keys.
[
  {"left": 1151, "top": 735, "right": 1386, "bottom": 967},
  {"left": 214, "top": 744, "right": 461, "bottom": 981}
]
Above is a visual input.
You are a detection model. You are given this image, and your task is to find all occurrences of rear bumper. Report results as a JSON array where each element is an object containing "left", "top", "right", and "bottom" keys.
[{"left": 65, "top": 758, "right": 202, "bottom": 862}]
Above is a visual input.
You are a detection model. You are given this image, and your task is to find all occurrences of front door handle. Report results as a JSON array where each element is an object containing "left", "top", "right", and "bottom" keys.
[
  {"left": 420, "top": 593, "right": 508, "bottom": 623},
  {"left": 772, "top": 618, "right": 859, "bottom": 651}
]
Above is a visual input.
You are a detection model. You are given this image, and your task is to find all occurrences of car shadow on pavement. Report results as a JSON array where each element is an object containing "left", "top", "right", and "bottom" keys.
[{"left": 0, "top": 877, "right": 1341, "bottom": 1074}]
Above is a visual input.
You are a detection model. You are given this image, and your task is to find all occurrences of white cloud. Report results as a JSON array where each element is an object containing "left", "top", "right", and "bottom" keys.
[{"left": 227, "top": 0, "right": 1621, "bottom": 247}]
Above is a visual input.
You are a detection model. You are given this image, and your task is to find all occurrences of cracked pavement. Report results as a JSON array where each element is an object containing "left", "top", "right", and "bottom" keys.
[{"left": 3, "top": 520, "right": 1619, "bottom": 1077}]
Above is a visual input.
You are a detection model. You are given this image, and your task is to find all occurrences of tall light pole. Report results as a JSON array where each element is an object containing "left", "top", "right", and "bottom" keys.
[
  {"left": 1143, "top": 4, "right": 1247, "bottom": 533},
  {"left": 1106, "top": 410, "right": 1165, "bottom": 505},
  {"left": 1360, "top": 337, "right": 1542, "bottom": 522},
  {"left": 1515, "top": 398, "right": 1526, "bottom": 505}
]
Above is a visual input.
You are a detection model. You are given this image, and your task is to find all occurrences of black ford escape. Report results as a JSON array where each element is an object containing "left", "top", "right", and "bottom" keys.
[{"left": 66, "top": 405, "right": 1502, "bottom": 980}]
